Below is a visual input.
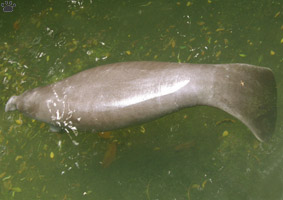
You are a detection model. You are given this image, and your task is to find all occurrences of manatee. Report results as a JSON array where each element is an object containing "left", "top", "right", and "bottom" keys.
[{"left": 5, "top": 62, "right": 277, "bottom": 142}]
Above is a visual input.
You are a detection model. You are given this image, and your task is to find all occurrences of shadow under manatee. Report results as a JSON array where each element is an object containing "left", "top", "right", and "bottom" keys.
[
  {"left": 78, "top": 109, "right": 229, "bottom": 199},
  {"left": 98, "top": 107, "right": 224, "bottom": 175},
  {"left": 76, "top": 106, "right": 279, "bottom": 200}
]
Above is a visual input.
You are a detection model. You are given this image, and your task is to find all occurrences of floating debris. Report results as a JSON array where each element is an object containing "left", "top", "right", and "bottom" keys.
[
  {"left": 186, "top": 1, "right": 192, "bottom": 6},
  {"left": 145, "top": 179, "right": 152, "bottom": 200},
  {"left": 202, "top": 179, "right": 208, "bottom": 188},
  {"left": 40, "top": 123, "right": 45, "bottom": 129},
  {"left": 215, "top": 51, "right": 221, "bottom": 58},
  {"left": 2, "top": 175, "right": 11, "bottom": 181},
  {"left": 11, "top": 187, "right": 22, "bottom": 192},
  {"left": 247, "top": 40, "right": 253, "bottom": 46},
  {"left": 140, "top": 2, "right": 152, "bottom": 7},
  {"left": 224, "top": 38, "right": 229, "bottom": 45},
  {"left": 15, "top": 119, "right": 22, "bottom": 125},
  {"left": 0, "top": 172, "right": 6, "bottom": 179},
  {"left": 222, "top": 130, "right": 229, "bottom": 137},
  {"left": 15, "top": 155, "right": 23, "bottom": 161},
  {"left": 216, "top": 28, "right": 225, "bottom": 32},
  {"left": 191, "top": 184, "right": 200, "bottom": 189},
  {"left": 50, "top": 152, "right": 54, "bottom": 159},
  {"left": 175, "top": 141, "right": 195, "bottom": 151},
  {"left": 98, "top": 131, "right": 113, "bottom": 139},
  {"left": 18, "top": 161, "right": 27, "bottom": 174},
  {"left": 102, "top": 142, "right": 117, "bottom": 168},
  {"left": 170, "top": 38, "right": 176, "bottom": 48},
  {"left": 216, "top": 119, "right": 236, "bottom": 126},
  {"left": 140, "top": 126, "right": 146, "bottom": 134},
  {"left": 154, "top": 147, "right": 160, "bottom": 151},
  {"left": 270, "top": 50, "right": 275, "bottom": 55},
  {"left": 274, "top": 11, "right": 280, "bottom": 18},
  {"left": 13, "top": 20, "right": 20, "bottom": 31}
]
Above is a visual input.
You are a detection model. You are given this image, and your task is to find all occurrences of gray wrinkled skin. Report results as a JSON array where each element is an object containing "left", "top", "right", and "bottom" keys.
[{"left": 5, "top": 62, "right": 277, "bottom": 142}]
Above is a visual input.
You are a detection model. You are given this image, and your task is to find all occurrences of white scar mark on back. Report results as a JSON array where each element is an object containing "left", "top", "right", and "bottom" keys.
[{"left": 46, "top": 86, "right": 79, "bottom": 139}]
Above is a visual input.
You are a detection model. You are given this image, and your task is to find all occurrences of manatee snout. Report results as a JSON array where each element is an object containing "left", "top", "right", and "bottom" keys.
[{"left": 5, "top": 96, "right": 18, "bottom": 112}]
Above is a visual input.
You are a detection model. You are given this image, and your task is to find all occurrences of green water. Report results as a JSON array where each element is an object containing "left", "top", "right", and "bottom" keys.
[{"left": 0, "top": 0, "right": 282, "bottom": 199}]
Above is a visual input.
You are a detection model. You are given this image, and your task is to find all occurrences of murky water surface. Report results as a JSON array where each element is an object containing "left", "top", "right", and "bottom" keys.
[{"left": 0, "top": 0, "right": 282, "bottom": 199}]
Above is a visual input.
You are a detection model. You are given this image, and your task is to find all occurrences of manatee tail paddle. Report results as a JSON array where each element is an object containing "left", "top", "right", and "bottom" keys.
[{"left": 204, "top": 63, "right": 277, "bottom": 142}]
